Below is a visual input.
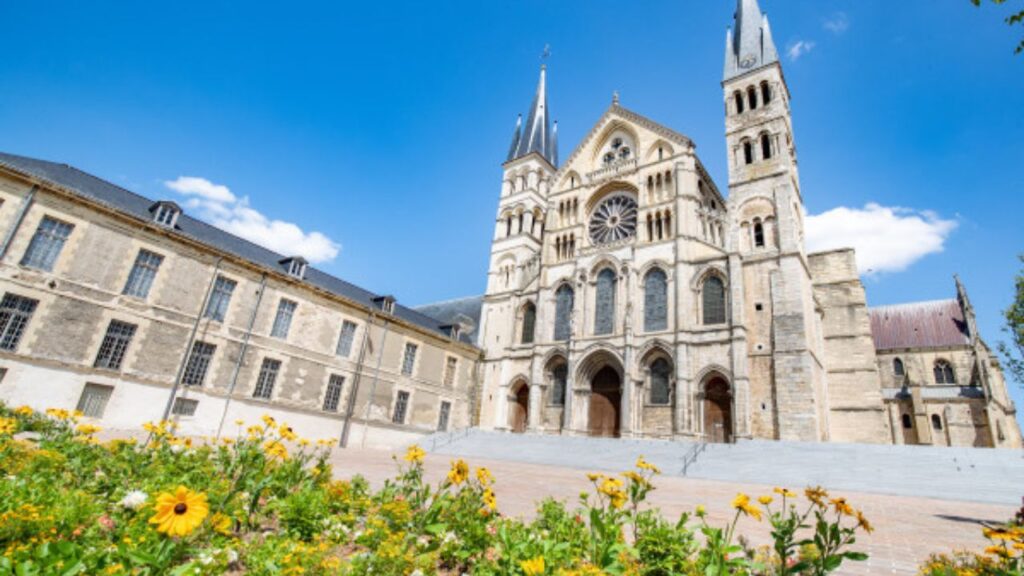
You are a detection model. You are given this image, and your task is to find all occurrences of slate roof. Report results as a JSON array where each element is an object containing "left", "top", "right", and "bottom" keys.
[
  {"left": 869, "top": 299, "right": 970, "bottom": 351},
  {"left": 507, "top": 66, "right": 558, "bottom": 166},
  {"left": 0, "top": 151, "right": 472, "bottom": 346},
  {"left": 724, "top": 0, "right": 780, "bottom": 81},
  {"left": 414, "top": 295, "right": 484, "bottom": 346}
]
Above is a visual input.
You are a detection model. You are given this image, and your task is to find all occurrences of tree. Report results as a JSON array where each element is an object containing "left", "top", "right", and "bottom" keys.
[
  {"left": 971, "top": 0, "right": 1024, "bottom": 54},
  {"left": 999, "top": 255, "right": 1024, "bottom": 385}
]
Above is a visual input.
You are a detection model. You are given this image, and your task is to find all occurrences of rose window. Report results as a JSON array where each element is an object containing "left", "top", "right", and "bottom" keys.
[{"left": 589, "top": 194, "right": 638, "bottom": 245}]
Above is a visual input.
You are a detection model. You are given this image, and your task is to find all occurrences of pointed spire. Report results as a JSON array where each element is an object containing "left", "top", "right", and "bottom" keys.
[
  {"left": 724, "top": 0, "right": 780, "bottom": 81},
  {"left": 507, "top": 65, "right": 558, "bottom": 166},
  {"left": 506, "top": 115, "right": 523, "bottom": 162}
]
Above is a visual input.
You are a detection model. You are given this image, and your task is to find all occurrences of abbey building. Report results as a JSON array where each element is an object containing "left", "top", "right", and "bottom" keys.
[{"left": 434, "top": 0, "right": 1021, "bottom": 448}]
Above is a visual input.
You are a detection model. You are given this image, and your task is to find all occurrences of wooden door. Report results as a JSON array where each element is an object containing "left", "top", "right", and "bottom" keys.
[
  {"left": 510, "top": 385, "right": 529, "bottom": 433},
  {"left": 588, "top": 367, "right": 621, "bottom": 438},
  {"left": 703, "top": 378, "right": 732, "bottom": 443}
]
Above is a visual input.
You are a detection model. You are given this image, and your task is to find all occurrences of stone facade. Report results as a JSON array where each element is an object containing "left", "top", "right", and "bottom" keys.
[
  {"left": 0, "top": 156, "right": 481, "bottom": 448},
  {"left": 471, "top": 0, "right": 1022, "bottom": 449}
]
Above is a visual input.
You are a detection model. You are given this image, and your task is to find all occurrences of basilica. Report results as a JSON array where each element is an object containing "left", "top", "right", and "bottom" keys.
[{"left": 424, "top": 0, "right": 1023, "bottom": 448}]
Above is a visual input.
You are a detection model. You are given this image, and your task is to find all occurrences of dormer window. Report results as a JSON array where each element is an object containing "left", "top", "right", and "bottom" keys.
[
  {"left": 441, "top": 324, "right": 461, "bottom": 341},
  {"left": 279, "top": 256, "right": 308, "bottom": 280},
  {"left": 150, "top": 201, "right": 181, "bottom": 228},
  {"left": 373, "top": 295, "right": 396, "bottom": 314}
]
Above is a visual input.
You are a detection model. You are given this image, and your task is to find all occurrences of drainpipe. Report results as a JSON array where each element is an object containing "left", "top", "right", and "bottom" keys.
[
  {"left": 0, "top": 185, "right": 37, "bottom": 260},
  {"left": 214, "top": 273, "right": 267, "bottom": 439},
  {"left": 162, "top": 257, "right": 223, "bottom": 421},
  {"left": 359, "top": 317, "right": 392, "bottom": 449},
  {"left": 339, "top": 310, "right": 375, "bottom": 448}
]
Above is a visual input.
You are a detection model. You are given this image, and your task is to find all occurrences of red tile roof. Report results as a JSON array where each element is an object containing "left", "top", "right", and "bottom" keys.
[{"left": 869, "top": 299, "right": 970, "bottom": 351}]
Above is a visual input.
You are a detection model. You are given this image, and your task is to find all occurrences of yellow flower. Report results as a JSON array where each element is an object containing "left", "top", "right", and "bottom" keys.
[
  {"left": 854, "top": 509, "right": 873, "bottom": 534},
  {"left": 0, "top": 417, "right": 15, "bottom": 436},
  {"left": 520, "top": 555, "right": 545, "bottom": 576},
  {"left": 758, "top": 495, "right": 773, "bottom": 506},
  {"left": 75, "top": 424, "right": 101, "bottom": 436},
  {"left": 773, "top": 487, "right": 797, "bottom": 498},
  {"left": 586, "top": 473, "right": 603, "bottom": 482},
  {"left": 278, "top": 424, "right": 297, "bottom": 441},
  {"left": 404, "top": 444, "right": 426, "bottom": 464},
  {"left": 984, "top": 545, "right": 1009, "bottom": 557},
  {"left": 15, "top": 406, "right": 33, "bottom": 416},
  {"left": 732, "top": 493, "right": 762, "bottom": 521},
  {"left": 45, "top": 408, "right": 71, "bottom": 421},
  {"left": 622, "top": 471, "right": 649, "bottom": 487},
  {"left": 246, "top": 425, "right": 264, "bottom": 437},
  {"left": 264, "top": 440, "right": 288, "bottom": 460},
  {"left": 636, "top": 456, "right": 661, "bottom": 474},
  {"left": 695, "top": 505, "right": 707, "bottom": 517},
  {"left": 830, "top": 497, "right": 854, "bottom": 516},
  {"left": 476, "top": 466, "right": 494, "bottom": 486},
  {"left": 210, "top": 512, "right": 232, "bottom": 536},
  {"left": 261, "top": 414, "right": 276, "bottom": 428},
  {"left": 482, "top": 488, "right": 497, "bottom": 511},
  {"left": 805, "top": 486, "right": 829, "bottom": 507},
  {"left": 148, "top": 486, "right": 209, "bottom": 537},
  {"left": 234, "top": 419, "right": 244, "bottom": 426},
  {"left": 447, "top": 459, "right": 469, "bottom": 485},
  {"left": 598, "top": 477, "right": 627, "bottom": 509}
]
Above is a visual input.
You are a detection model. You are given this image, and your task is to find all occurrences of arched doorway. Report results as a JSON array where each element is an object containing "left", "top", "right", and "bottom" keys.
[
  {"left": 703, "top": 377, "right": 732, "bottom": 443},
  {"left": 589, "top": 366, "right": 621, "bottom": 438},
  {"left": 509, "top": 382, "right": 529, "bottom": 433}
]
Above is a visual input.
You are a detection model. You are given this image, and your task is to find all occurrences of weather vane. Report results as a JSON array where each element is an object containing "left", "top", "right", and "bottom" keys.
[{"left": 542, "top": 44, "right": 551, "bottom": 61}]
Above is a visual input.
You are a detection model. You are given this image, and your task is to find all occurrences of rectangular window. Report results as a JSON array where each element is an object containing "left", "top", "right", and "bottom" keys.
[
  {"left": 76, "top": 383, "right": 114, "bottom": 418},
  {"left": 20, "top": 216, "right": 74, "bottom": 271},
  {"left": 437, "top": 401, "right": 451, "bottom": 431},
  {"left": 322, "top": 374, "right": 345, "bottom": 412},
  {"left": 270, "top": 299, "right": 297, "bottom": 339},
  {"left": 401, "top": 343, "right": 418, "bottom": 376},
  {"left": 253, "top": 358, "right": 281, "bottom": 399},
  {"left": 182, "top": 341, "right": 216, "bottom": 387},
  {"left": 336, "top": 320, "right": 358, "bottom": 357},
  {"left": 443, "top": 357, "right": 458, "bottom": 387},
  {"left": 0, "top": 293, "right": 39, "bottom": 351},
  {"left": 122, "top": 249, "right": 164, "bottom": 299},
  {"left": 94, "top": 320, "right": 137, "bottom": 371},
  {"left": 204, "top": 276, "right": 237, "bottom": 322},
  {"left": 171, "top": 397, "right": 199, "bottom": 417},
  {"left": 392, "top": 390, "right": 410, "bottom": 424}
]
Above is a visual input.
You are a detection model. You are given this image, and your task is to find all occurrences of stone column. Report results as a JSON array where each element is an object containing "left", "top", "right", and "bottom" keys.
[
  {"left": 527, "top": 383, "right": 542, "bottom": 431},
  {"left": 496, "top": 382, "right": 510, "bottom": 431}
]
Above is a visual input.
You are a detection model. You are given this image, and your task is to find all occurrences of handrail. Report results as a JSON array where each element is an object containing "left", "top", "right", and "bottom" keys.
[
  {"left": 681, "top": 440, "right": 707, "bottom": 476},
  {"left": 427, "top": 427, "right": 471, "bottom": 451}
]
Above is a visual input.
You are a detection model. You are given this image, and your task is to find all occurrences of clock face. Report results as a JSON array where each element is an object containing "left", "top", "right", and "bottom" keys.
[
  {"left": 740, "top": 54, "right": 757, "bottom": 69},
  {"left": 589, "top": 194, "right": 638, "bottom": 245}
]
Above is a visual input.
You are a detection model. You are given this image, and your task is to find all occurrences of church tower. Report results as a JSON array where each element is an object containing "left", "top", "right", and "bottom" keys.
[
  {"left": 477, "top": 65, "right": 557, "bottom": 431},
  {"left": 723, "top": 0, "right": 827, "bottom": 441}
]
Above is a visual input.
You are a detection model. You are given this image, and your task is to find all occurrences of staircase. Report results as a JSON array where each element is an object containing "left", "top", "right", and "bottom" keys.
[{"left": 420, "top": 429, "right": 1024, "bottom": 505}]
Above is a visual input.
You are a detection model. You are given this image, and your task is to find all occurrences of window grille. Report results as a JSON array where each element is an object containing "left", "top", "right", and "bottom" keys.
[
  {"left": 94, "top": 320, "right": 137, "bottom": 370},
  {"left": 323, "top": 374, "right": 345, "bottom": 412},
  {"left": 171, "top": 398, "right": 199, "bottom": 417},
  {"left": 0, "top": 293, "right": 38, "bottom": 351},
  {"left": 702, "top": 276, "right": 727, "bottom": 325},
  {"left": 336, "top": 321, "right": 357, "bottom": 357},
  {"left": 123, "top": 250, "right": 164, "bottom": 299},
  {"left": 643, "top": 269, "right": 668, "bottom": 332},
  {"left": 392, "top": 390, "right": 410, "bottom": 424},
  {"left": 401, "top": 343, "right": 417, "bottom": 376},
  {"left": 270, "top": 299, "right": 297, "bottom": 339},
  {"left": 76, "top": 383, "right": 114, "bottom": 418},
  {"left": 21, "top": 216, "right": 73, "bottom": 271},
  {"left": 443, "top": 357, "right": 458, "bottom": 387},
  {"left": 253, "top": 358, "right": 281, "bottom": 399},
  {"left": 182, "top": 341, "right": 216, "bottom": 387},
  {"left": 437, "top": 401, "right": 451, "bottom": 431},
  {"left": 204, "top": 276, "right": 237, "bottom": 322}
]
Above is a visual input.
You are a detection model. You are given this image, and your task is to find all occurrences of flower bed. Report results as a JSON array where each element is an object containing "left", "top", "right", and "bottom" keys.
[{"left": 0, "top": 404, "right": 1020, "bottom": 575}]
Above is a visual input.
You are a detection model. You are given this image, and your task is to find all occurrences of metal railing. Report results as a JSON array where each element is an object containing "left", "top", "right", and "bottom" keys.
[
  {"left": 427, "top": 427, "right": 472, "bottom": 451},
  {"left": 681, "top": 440, "right": 708, "bottom": 476}
]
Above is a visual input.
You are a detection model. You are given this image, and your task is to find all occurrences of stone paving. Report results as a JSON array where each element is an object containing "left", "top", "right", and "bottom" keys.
[{"left": 328, "top": 446, "right": 1018, "bottom": 576}]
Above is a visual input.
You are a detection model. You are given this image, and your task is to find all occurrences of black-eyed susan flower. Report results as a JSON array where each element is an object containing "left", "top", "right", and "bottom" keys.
[
  {"left": 520, "top": 555, "right": 545, "bottom": 575},
  {"left": 404, "top": 444, "right": 425, "bottom": 464},
  {"left": 476, "top": 466, "right": 494, "bottom": 486},
  {"left": 732, "top": 493, "right": 762, "bottom": 521},
  {"left": 264, "top": 440, "right": 288, "bottom": 460},
  {"left": 148, "top": 486, "right": 209, "bottom": 537},
  {"left": 447, "top": 459, "right": 469, "bottom": 485}
]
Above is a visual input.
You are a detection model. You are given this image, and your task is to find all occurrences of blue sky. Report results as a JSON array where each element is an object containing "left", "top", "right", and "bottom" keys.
[{"left": 1, "top": 1, "right": 1022, "bottom": 414}]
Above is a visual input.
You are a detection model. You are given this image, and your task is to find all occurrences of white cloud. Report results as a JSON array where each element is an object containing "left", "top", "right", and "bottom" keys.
[
  {"left": 823, "top": 12, "right": 850, "bottom": 35},
  {"left": 787, "top": 40, "right": 816, "bottom": 61},
  {"left": 806, "top": 203, "right": 958, "bottom": 275},
  {"left": 164, "top": 176, "right": 340, "bottom": 264}
]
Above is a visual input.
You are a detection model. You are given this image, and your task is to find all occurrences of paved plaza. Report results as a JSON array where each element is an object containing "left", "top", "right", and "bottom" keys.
[{"left": 328, "top": 445, "right": 1018, "bottom": 576}]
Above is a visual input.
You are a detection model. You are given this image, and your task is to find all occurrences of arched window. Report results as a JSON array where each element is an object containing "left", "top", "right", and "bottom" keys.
[
  {"left": 644, "top": 269, "right": 668, "bottom": 332},
  {"left": 552, "top": 364, "right": 567, "bottom": 406},
  {"left": 893, "top": 358, "right": 905, "bottom": 377},
  {"left": 761, "top": 134, "right": 772, "bottom": 160},
  {"left": 931, "top": 414, "right": 943, "bottom": 431},
  {"left": 761, "top": 81, "right": 771, "bottom": 105},
  {"left": 518, "top": 212, "right": 524, "bottom": 233},
  {"left": 902, "top": 414, "right": 913, "bottom": 429},
  {"left": 646, "top": 213, "right": 654, "bottom": 242},
  {"left": 743, "top": 141, "right": 754, "bottom": 165},
  {"left": 702, "top": 275, "right": 727, "bottom": 325},
  {"left": 649, "top": 358, "right": 672, "bottom": 405},
  {"left": 594, "top": 268, "right": 616, "bottom": 335},
  {"left": 554, "top": 237, "right": 561, "bottom": 260},
  {"left": 521, "top": 302, "right": 536, "bottom": 345},
  {"left": 734, "top": 91, "right": 744, "bottom": 114},
  {"left": 506, "top": 216, "right": 512, "bottom": 237},
  {"left": 934, "top": 360, "right": 956, "bottom": 384},
  {"left": 747, "top": 87, "right": 758, "bottom": 110},
  {"left": 753, "top": 219, "right": 765, "bottom": 248},
  {"left": 553, "top": 284, "right": 574, "bottom": 341}
]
